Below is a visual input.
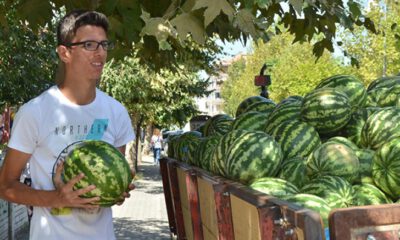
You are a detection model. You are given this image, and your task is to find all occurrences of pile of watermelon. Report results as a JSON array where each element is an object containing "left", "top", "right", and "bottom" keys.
[{"left": 167, "top": 74, "right": 400, "bottom": 226}]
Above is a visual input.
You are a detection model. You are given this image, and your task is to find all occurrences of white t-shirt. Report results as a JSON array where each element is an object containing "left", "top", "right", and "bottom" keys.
[
  {"left": 151, "top": 135, "right": 163, "bottom": 149},
  {"left": 8, "top": 86, "right": 135, "bottom": 240}
]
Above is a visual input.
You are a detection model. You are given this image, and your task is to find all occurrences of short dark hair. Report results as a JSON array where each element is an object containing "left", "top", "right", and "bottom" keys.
[{"left": 57, "top": 10, "right": 109, "bottom": 46}]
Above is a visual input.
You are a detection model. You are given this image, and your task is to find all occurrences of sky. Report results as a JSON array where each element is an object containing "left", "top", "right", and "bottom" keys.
[{"left": 216, "top": 39, "right": 252, "bottom": 59}]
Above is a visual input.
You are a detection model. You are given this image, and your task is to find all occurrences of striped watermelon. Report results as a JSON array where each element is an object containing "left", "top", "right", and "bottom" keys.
[
  {"left": 361, "top": 107, "right": 400, "bottom": 150},
  {"left": 355, "top": 149, "right": 375, "bottom": 183},
  {"left": 175, "top": 131, "right": 202, "bottom": 163},
  {"left": 278, "top": 157, "right": 309, "bottom": 188},
  {"left": 167, "top": 134, "right": 181, "bottom": 159},
  {"left": 340, "top": 107, "right": 379, "bottom": 147},
  {"left": 195, "top": 135, "right": 221, "bottom": 171},
  {"left": 300, "top": 88, "right": 352, "bottom": 135},
  {"left": 210, "top": 129, "right": 248, "bottom": 176},
  {"left": 265, "top": 101, "right": 301, "bottom": 133},
  {"left": 243, "top": 100, "right": 276, "bottom": 114},
  {"left": 202, "top": 114, "right": 233, "bottom": 137},
  {"left": 365, "top": 92, "right": 379, "bottom": 107},
  {"left": 62, "top": 140, "right": 132, "bottom": 207},
  {"left": 224, "top": 131, "right": 283, "bottom": 184},
  {"left": 324, "top": 136, "right": 358, "bottom": 152},
  {"left": 376, "top": 85, "right": 400, "bottom": 107},
  {"left": 367, "top": 76, "right": 400, "bottom": 91},
  {"left": 283, "top": 194, "right": 331, "bottom": 227},
  {"left": 372, "top": 137, "right": 400, "bottom": 200},
  {"left": 268, "top": 119, "right": 321, "bottom": 160},
  {"left": 353, "top": 183, "right": 393, "bottom": 206},
  {"left": 249, "top": 177, "right": 299, "bottom": 198},
  {"left": 231, "top": 111, "right": 269, "bottom": 132},
  {"left": 277, "top": 95, "right": 303, "bottom": 106},
  {"left": 236, "top": 96, "right": 271, "bottom": 117},
  {"left": 307, "top": 142, "right": 360, "bottom": 183},
  {"left": 301, "top": 176, "right": 354, "bottom": 209},
  {"left": 316, "top": 74, "right": 367, "bottom": 108}
]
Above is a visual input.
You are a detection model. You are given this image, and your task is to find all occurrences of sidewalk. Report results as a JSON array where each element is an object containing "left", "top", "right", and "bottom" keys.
[{"left": 112, "top": 154, "right": 171, "bottom": 240}]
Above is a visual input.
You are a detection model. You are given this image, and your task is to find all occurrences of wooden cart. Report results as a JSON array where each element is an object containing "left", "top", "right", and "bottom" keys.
[{"left": 160, "top": 157, "right": 400, "bottom": 240}]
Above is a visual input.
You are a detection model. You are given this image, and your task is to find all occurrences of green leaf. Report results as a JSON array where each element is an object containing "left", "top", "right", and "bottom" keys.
[
  {"left": 0, "top": 8, "right": 8, "bottom": 31},
  {"left": 255, "top": 0, "right": 273, "bottom": 9},
  {"left": 97, "top": 0, "right": 118, "bottom": 15},
  {"left": 119, "top": 3, "right": 143, "bottom": 43},
  {"left": 350, "top": 57, "right": 360, "bottom": 68},
  {"left": 108, "top": 16, "right": 124, "bottom": 38},
  {"left": 170, "top": 12, "right": 205, "bottom": 44},
  {"left": 192, "top": 0, "right": 235, "bottom": 26},
  {"left": 159, "top": 41, "right": 172, "bottom": 50},
  {"left": 364, "top": 18, "right": 377, "bottom": 34},
  {"left": 348, "top": 1, "right": 362, "bottom": 19},
  {"left": 182, "top": 0, "right": 197, "bottom": 12},
  {"left": 234, "top": 9, "right": 257, "bottom": 37},
  {"left": 140, "top": 12, "right": 172, "bottom": 46},
  {"left": 16, "top": 0, "right": 52, "bottom": 30},
  {"left": 289, "top": 0, "right": 303, "bottom": 15}
]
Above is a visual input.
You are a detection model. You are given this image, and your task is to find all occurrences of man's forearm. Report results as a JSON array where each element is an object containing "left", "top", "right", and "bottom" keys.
[{"left": 0, "top": 181, "right": 59, "bottom": 207}]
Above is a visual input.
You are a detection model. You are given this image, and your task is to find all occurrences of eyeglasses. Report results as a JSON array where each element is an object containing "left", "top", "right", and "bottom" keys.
[{"left": 65, "top": 40, "right": 114, "bottom": 51}]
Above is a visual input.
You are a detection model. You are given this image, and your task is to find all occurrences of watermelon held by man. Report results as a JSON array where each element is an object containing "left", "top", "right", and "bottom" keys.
[{"left": 60, "top": 140, "right": 133, "bottom": 207}]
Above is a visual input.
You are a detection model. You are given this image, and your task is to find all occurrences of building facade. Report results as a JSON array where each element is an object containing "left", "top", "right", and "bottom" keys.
[{"left": 195, "top": 54, "right": 246, "bottom": 117}]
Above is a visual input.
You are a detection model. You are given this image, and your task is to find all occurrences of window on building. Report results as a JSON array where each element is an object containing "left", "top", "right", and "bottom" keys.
[{"left": 215, "top": 92, "right": 221, "bottom": 98}]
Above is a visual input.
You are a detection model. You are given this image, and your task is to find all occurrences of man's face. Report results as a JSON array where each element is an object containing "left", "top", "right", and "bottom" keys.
[{"left": 66, "top": 25, "right": 108, "bottom": 82}]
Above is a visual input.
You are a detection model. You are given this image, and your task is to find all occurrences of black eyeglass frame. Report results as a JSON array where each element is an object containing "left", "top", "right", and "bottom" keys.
[{"left": 64, "top": 40, "right": 114, "bottom": 51}]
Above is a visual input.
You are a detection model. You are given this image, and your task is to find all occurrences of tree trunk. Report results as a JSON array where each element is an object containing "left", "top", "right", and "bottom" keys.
[{"left": 134, "top": 117, "right": 144, "bottom": 172}]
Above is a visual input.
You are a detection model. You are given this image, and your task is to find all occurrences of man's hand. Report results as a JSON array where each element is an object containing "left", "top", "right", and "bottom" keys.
[
  {"left": 116, "top": 168, "right": 136, "bottom": 206},
  {"left": 52, "top": 161, "right": 100, "bottom": 209}
]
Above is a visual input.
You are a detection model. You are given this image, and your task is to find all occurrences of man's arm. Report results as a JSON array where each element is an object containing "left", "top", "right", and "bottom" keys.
[{"left": 0, "top": 147, "right": 100, "bottom": 208}]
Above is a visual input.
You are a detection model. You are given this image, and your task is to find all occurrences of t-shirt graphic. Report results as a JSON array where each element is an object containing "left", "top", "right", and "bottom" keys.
[{"left": 86, "top": 119, "right": 108, "bottom": 140}]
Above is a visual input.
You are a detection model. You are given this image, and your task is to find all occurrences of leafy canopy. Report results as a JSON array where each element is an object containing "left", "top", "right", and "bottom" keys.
[
  {"left": 1, "top": 0, "right": 377, "bottom": 70},
  {"left": 0, "top": 1, "right": 57, "bottom": 109},
  {"left": 339, "top": 0, "right": 400, "bottom": 84},
  {"left": 100, "top": 57, "right": 211, "bottom": 129}
]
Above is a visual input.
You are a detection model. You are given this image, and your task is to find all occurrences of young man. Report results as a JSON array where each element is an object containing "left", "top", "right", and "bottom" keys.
[{"left": 0, "top": 10, "right": 135, "bottom": 239}]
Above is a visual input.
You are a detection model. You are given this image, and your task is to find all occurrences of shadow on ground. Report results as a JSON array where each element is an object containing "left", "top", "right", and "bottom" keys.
[
  {"left": 135, "top": 162, "right": 165, "bottom": 195},
  {"left": 114, "top": 217, "right": 171, "bottom": 240},
  {"left": 138, "top": 165, "right": 162, "bottom": 181}
]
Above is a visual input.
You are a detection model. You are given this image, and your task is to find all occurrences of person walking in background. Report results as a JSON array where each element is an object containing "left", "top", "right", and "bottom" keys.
[{"left": 150, "top": 128, "right": 163, "bottom": 165}]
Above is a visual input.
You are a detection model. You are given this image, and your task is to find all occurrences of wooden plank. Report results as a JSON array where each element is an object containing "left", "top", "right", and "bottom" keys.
[
  {"left": 167, "top": 160, "right": 186, "bottom": 239},
  {"left": 174, "top": 162, "right": 204, "bottom": 240},
  {"left": 186, "top": 169, "right": 204, "bottom": 240},
  {"left": 197, "top": 177, "right": 219, "bottom": 239},
  {"left": 159, "top": 158, "right": 176, "bottom": 235},
  {"left": 329, "top": 204, "right": 400, "bottom": 240},
  {"left": 177, "top": 167, "right": 194, "bottom": 240},
  {"left": 230, "top": 194, "right": 261, "bottom": 240},
  {"left": 214, "top": 184, "right": 235, "bottom": 240},
  {"left": 226, "top": 180, "right": 325, "bottom": 240},
  {"left": 194, "top": 167, "right": 234, "bottom": 240}
]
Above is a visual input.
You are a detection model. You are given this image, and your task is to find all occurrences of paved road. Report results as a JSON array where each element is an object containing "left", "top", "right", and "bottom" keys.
[{"left": 112, "top": 155, "right": 171, "bottom": 240}]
